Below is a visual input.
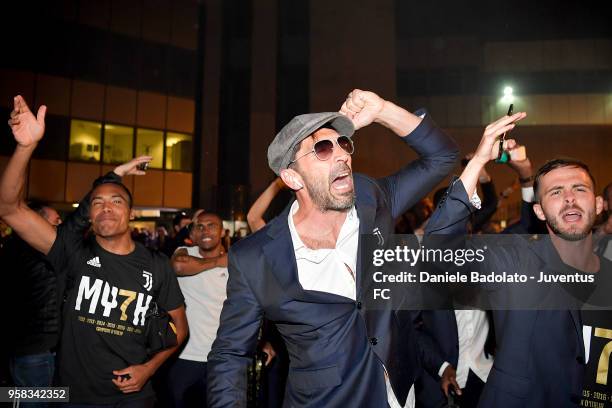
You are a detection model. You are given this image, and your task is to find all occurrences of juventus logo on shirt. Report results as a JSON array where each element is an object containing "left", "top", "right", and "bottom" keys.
[
  {"left": 143, "top": 271, "right": 153, "bottom": 291},
  {"left": 373, "top": 228, "right": 384, "bottom": 246},
  {"left": 87, "top": 256, "right": 102, "bottom": 268}
]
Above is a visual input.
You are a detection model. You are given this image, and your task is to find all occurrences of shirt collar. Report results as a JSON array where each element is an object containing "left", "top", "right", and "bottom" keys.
[{"left": 287, "top": 201, "right": 358, "bottom": 254}]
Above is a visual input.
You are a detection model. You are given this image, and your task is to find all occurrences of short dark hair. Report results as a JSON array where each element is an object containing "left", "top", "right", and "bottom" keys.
[
  {"left": 603, "top": 182, "right": 612, "bottom": 201},
  {"left": 533, "top": 158, "right": 596, "bottom": 201},
  {"left": 189, "top": 212, "right": 222, "bottom": 234},
  {"left": 173, "top": 212, "right": 190, "bottom": 227},
  {"left": 28, "top": 199, "right": 52, "bottom": 217},
  {"left": 91, "top": 181, "right": 133, "bottom": 208}
]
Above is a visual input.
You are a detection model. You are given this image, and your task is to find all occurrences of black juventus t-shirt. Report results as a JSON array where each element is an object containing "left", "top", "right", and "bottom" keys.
[
  {"left": 47, "top": 225, "right": 184, "bottom": 404},
  {"left": 581, "top": 257, "right": 612, "bottom": 408}
]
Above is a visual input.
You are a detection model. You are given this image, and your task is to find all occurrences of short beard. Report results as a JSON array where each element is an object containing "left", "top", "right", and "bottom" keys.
[
  {"left": 298, "top": 166, "right": 355, "bottom": 212},
  {"left": 545, "top": 207, "right": 595, "bottom": 242}
]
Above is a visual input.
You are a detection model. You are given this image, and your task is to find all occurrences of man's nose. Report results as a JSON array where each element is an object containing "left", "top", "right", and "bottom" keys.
[
  {"left": 333, "top": 143, "right": 350, "bottom": 162},
  {"left": 563, "top": 190, "right": 576, "bottom": 203}
]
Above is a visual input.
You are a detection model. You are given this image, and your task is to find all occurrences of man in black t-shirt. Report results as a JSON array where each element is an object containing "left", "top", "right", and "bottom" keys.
[
  {"left": 2, "top": 201, "right": 62, "bottom": 390},
  {"left": 0, "top": 95, "right": 187, "bottom": 407}
]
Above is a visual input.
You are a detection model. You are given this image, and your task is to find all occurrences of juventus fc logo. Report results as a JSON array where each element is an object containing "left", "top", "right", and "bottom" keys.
[
  {"left": 143, "top": 271, "right": 153, "bottom": 291},
  {"left": 373, "top": 228, "right": 384, "bottom": 246}
]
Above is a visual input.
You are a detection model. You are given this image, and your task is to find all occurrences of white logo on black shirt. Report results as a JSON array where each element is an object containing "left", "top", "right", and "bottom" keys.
[
  {"left": 87, "top": 256, "right": 102, "bottom": 268},
  {"left": 373, "top": 227, "right": 384, "bottom": 246},
  {"left": 143, "top": 271, "right": 153, "bottom": 291},
  {"left": 75, "top": 276, "right": 152, "bottom": 326}
]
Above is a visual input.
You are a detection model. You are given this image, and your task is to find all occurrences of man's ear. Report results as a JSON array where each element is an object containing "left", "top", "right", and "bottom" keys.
[
  {"left": 129, "top": 209, "right": 135, "bottom": 220},
  {"left": 280, "top": 169, "right": 304, "bottom": 190},
  {"left": 532, "top": 203, "right": 546, "bottom": 221},
  {"left": 595, "top": 196, "right": 604, "bottom": 216}
]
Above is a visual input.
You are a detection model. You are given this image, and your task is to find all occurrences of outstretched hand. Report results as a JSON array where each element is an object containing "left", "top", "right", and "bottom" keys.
[
  {"left": 8, "top": 95, "right": 46, "bottom": 147},
  {"left": 472, "top": 112, "right": 527, "bottom": 165},
  {"left": 339, "top": 89, "right": 385, "bottom": 130},
  {"left": 113, "top": 156, "right": 153, "bottom": 177}
]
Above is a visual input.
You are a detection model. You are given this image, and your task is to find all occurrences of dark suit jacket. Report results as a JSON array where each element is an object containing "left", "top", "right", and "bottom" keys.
[
  {"left": 426, "top": 179, "right": 586, "bottom": 408},
  {"left": 207, "top": 114, "right": 459, "bottom": 407},
  {"left": 415, "top": 310, "right": 496, "bottom": 408},
  {"left": 414, "top": 311, "right": 458, "bottom": 408}
]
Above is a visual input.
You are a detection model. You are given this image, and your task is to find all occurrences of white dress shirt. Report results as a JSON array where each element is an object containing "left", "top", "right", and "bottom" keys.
[
  {"left": 439, "top": 184, "right": 497, "bottom": 387},
  {"left": 288, "top": 201, "right": 415, "bottom": 408},
  {"left": 438, "top": 310, "right": 493, "bottom": 388}
]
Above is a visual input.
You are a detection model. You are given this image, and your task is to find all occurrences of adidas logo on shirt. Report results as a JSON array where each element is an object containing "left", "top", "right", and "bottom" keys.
[{"left": 87, "top": 256, "right": 102, "bottom": 268}]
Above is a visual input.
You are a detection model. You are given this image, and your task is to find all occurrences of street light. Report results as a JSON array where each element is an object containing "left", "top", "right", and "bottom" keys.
[{"left": 502, "top": 86, "right": 514, "bottom": 103}]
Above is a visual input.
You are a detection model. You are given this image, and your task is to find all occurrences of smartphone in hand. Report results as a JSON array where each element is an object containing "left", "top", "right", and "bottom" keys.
[{"left": 495, "top": 103, "right": 515, "bottom": 163}]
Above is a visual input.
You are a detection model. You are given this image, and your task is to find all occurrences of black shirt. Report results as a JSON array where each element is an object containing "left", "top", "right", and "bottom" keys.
[
  {"left": 2, "top": 234, "right": 59, "bottom": 356},
  {"left": 47, "top": 225, "right": 184, "bottom": 404}
]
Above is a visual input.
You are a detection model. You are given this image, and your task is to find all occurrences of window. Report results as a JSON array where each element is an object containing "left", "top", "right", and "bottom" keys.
[
  {"left": 69, "top": 120, "right": 102, "bottom": 161},
  {"left": 165, "top": 132, "right": 193, "bottom": 171},
  {"left": 103, "top": 124, "right": 134, "bottom": 164},
  {"left": 135, "top": 128, "right": 164, "bottom": 168}
]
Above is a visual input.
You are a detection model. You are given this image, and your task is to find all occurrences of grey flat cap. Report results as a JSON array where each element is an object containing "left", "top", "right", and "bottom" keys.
[{"left": 268, "top": 112, "right": 355, "bottom": 175}]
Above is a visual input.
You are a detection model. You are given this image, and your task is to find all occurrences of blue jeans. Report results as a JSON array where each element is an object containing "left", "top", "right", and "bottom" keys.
[{"left": 9, "top": 351, "right": 55, "bottom": 408}]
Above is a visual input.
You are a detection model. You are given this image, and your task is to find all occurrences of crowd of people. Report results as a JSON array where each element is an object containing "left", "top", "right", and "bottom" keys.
[{"left": 0, "top": 90, "right": 610, "bottom": 408}]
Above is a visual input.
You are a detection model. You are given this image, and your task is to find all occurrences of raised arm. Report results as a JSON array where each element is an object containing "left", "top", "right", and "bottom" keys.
[
  {"left": 0, "top": 96, "right": 56, "bottom": 254},
  {"left": 62, "top": 155, "right": 153, "bottom": 235},
  {"left": 246, "top": 177, "right": 286, "bottom": 232},
  {"left": 340, "top": 89, "right": 460, "bottom": 218},
  {"left": 426, "top": 112, "right": 527, "bottom": 234},
  {"left": 460, "top": 112, "right": 526, "bottom": 199}
]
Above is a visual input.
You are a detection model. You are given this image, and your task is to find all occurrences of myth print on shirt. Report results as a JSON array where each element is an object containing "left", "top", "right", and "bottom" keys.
[{"left": 47, "top": 226, "right": 184, "bottom": 404}]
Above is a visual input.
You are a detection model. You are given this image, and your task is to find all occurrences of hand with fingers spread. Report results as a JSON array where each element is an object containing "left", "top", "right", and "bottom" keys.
[
  {"left": 339, "top": 89, "right": 385, "bottom": 130},
  {"left": 113, "top": 155, "right": 154, "bottom": 177},
  {"left": 8, "top": 95, "right": 47, "bottom": 148},
  {"left": 112, "top": 364, "right": 154, "bottom": 394}
]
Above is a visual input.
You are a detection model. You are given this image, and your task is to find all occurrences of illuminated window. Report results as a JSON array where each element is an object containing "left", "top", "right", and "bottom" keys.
[
  {"left": 135, "top": 128, "right": 164, "bottom": 168},
  {"left": 165, "top": 132, "right": 193, "bottom": 171},
  {"left": 103, "top": 124, "right": 134, "bottom": 164},
  {"left": 69, "top": 120, "right": 102, "bottom": 161}
]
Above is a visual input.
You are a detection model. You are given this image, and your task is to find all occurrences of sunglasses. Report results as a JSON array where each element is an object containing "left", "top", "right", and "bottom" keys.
[{"left": 289, "top": 136, "right": 354, "bottom": 165}]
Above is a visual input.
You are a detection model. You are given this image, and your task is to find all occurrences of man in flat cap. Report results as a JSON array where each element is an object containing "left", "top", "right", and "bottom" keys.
[{"left": 207, "top": 89, "right": 459, "bottom": 407}]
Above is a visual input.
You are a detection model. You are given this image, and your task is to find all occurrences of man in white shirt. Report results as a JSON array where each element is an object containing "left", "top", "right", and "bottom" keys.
[
  {"left": 169, "top": 212, "right": 228, "bottom": 407},
  {"left": 207, "top": 89, "right": 459, "bottom": 407}
]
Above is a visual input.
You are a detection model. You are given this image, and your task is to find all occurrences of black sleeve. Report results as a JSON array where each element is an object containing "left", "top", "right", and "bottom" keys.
[
  {"left": 472, "top": 180, "right": 498, "bottom": 233},
  {"left": 153, "top": 252, "right": 184, "bottom": 312},
  {"left": 46, "top": 224, "right": 82, "bottom": 278},
  {"left": 377, "top": 113, "right": 460, "bottom": 219},
  {"left": 414, "top": 311, "right": 447, "bottom": 378}
]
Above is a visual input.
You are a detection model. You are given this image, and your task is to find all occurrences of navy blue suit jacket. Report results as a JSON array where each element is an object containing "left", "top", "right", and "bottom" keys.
[
  {"left": 415, "top": 311, "right": 459, "bottom": 408},
  {"left": 207, "top": 115, "right": 458, "bottom": 407},
  {"left": 425, "top": 180, "right": 586, "bottom": 408}
]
